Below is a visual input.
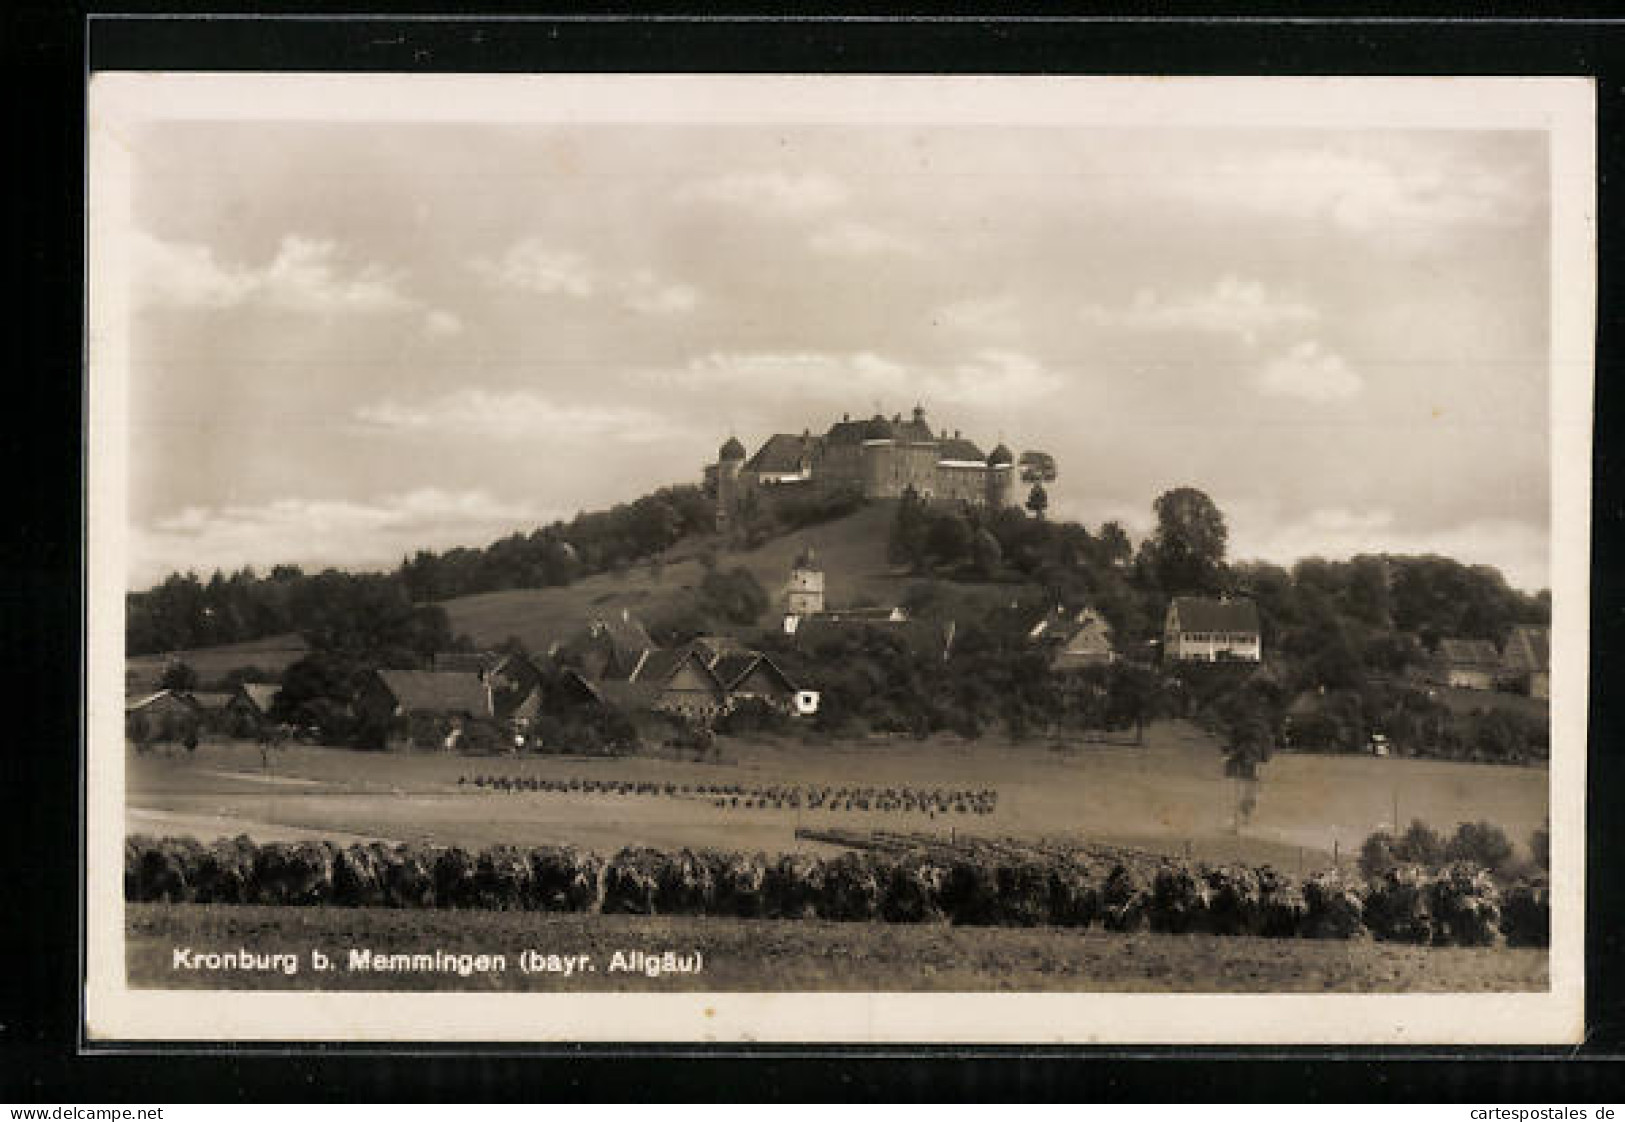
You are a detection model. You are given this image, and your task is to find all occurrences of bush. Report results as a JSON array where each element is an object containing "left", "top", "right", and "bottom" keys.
[
  {"left": 710, "top": 851, "right": 769, "bottom": 918},
  {"left": 1149, "top": 863, "right": 1213, "bottom": 934},
  {"left": 819, "top": 852, "right": 884, "bottom": 921},
  {"left": 602, "top": 848, "right": 666, "bottom": 915},
  {"left": 765, "top": 852, "right": 825, "bottom": 920},
  {"left": 529, "top": 846, "right": 601, "bottom": 912},
  {"left": 193, "top": 835, "right": 258, "bottom": 904},
  {"left": 1047, "top": 859, "right": 1103, "bottom": 928},
  {"left": 881, "top": 855, "right": 948, "bottom": 924},
  {"left": 1100, "top": 863, "right": 1150, "bottom": 932},
  {"left": 253, "top": 841, "right": 333, "bottom": 906},
  {"left": 1358, "top": 831, "right": 1398, "bottom": 880},
  {"left": 1393, "top": 821, "right": 1445, "bottom": 868},
  {"left": 433, "top": 846, "right": 480, "bottom": 909},
  {"left": 382, "top": 844, "right": 438, "bottom": 908},
  {"left": 475, "top": 845, "right": 534, "bottom": 910},
  {"left": 940, "top": 858, "right": 1001, "bottom": 926},
  {"left": 1256, "top": 866, "right": 1308, "bottom": 938},
  {"left": 654, "top": 849, "right": 717, "bottom": 915},
  {"left": 1203, "top": 865, "right": 1263, "bottom": 937},
  {"left": 1500, "top": 880, "right": 1550, "bottom": 948},
  {"left": 1445, "top": 821, "right": 1516, "bottom": 875},
  {"left": 1427, "top": 862, "right": 1502, "bottom": 947},
  {"left": 332, "top": 844, "right": 386, "bottom": 907},
  {"left": 1301, "top": 870, "right": 1365, "bottom": 939},
  {"left": 1362, "top": 865, "right": 1434, "bottom": 944}
]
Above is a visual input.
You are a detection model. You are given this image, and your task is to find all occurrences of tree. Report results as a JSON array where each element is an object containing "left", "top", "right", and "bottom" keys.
[
  {"left": 970, "top": 529, "right": 1003, "bottom": 577},
  {"left": 1531, "top": 821, "right": 1550, "bottom": 872},
  {"left": 1445, "top": 821, "right": 1515, "bottom": 873},
  {"left": 1025, "top": 483, "right": 1049, "bottom": 521},
  {"left": 159, "top": 659, "right": 199, "bottom": 691},
  {"left": 1145, "top": 486, "right": 1229, "bottom": 594},
  {"left": 1096, "top": 521, "right": 1133, "bottom": 569},
  {"left": 926, "top": 511, "right": 973, "bottom": 567},
  {"left": 1105, "top": 662, "right": 1165, "bottom": 745},
  {"left": 887, "top": 486, "right": 931, "bottom": 573}
]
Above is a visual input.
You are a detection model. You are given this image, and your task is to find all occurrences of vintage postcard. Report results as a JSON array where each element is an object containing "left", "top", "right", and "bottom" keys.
[{"left": 85, "top": 72, "right": 1592, "bottom": 1044}]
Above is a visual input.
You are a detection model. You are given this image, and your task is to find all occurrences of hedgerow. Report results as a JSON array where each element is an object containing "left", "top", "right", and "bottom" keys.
[{"left": 121, "top": 835, "right": 1550, "bottom": 947}]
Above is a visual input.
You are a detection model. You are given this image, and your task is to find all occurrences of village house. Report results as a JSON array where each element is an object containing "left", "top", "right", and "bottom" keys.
[
  {"left": 354, "top": 668, "right": 495, "bottom": 749},
  {"left": 1162, "top": 596, "right": 1262, "bottom": 662},
  {"left": 1500, "top": 624, "right": 1551, "bottom": 699},
  {"left": 227, "top": 682, "right": 282, "bottom": 725},
  {"left": 593, "top": 646, "right": 731, "bottom": 722},
  {"left": 125, "top": 689, "right": 200, "bottom": 724},
  {"left": 1031, "top": 606, "right": 1116, "bottom": 671},
  {"left": 1432, "top": 638, "right": 1502, "bottom": 691}
]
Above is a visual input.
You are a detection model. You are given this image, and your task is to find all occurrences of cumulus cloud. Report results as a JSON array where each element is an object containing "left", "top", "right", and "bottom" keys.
[
  {"left": 1255, "top": 341, "right": 1362, "bottom": 402},
  {"left": 677, "top": 170, "right": 849, "bottom": 217},
  {"left": 133, "top": 231, "right": 417, "bottom": 314},
  {"left": 354, "top": 388, "right": 680, "bottom": 444},
  {"left": 934, "top": 295, "right": 1022, "bottom": 338},
  {"left": 131, "top": 489, "right": 546, "bottom": 586},
  {"left": 1178, "top": 148, "right": 1530, "bottom": 232},
  {"left": 1081, "top": 276, "right": 1319, "bottom": 345},
  {"left": 638, "top": 348, "right": 1060, "bottom": 412},
  {"left": 807, "top": 219, "right": 921, "bottom": 258},
  {"left": 471, "top": 239, "right": 595, "bottom": 296},
  {"left": 621, "top": 270, "right": 699, "bottom": 316},
  {"left": 422, "top": 309, "right": 465, "bottom": 337}
]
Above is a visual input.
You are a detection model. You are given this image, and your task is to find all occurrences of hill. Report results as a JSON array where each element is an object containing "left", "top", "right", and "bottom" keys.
[{"left": 441, "top": 500, "right": 913, "bottom": 652}]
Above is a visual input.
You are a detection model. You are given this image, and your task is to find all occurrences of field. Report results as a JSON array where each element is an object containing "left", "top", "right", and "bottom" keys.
[
  {"left": 127, "top": 719, "right": 1549, "bottom": 869},
  {"left": 127, "top": 903, "right": 1547, "bottom": 993}
]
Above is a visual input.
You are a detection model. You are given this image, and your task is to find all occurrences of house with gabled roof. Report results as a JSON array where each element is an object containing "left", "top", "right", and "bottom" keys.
[
  {"left": 1163, "top": 596, "right": 1261, "bottom": 662},
  {"left": 1432, "top": 637, "right": 1503, "bottom": 691},
  {"left": 1048, "top": 607, "right": 1117, "bottom": 671},
  {"left": 599, "top": 645, "right": 730, "bottom": 721},
  {"left": 1500, "top": 624, "right": 1550, "bottom": 699}
]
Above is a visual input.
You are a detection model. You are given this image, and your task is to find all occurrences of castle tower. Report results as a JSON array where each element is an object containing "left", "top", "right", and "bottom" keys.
[
  {"left": 986, "top": 442, "right": 1015, "bottom": 509},
  {"left": 786, "top": 543, "right": 825, "bottom": 616},
  {"left": 715, "top": 436, "right": 746, "bottom": 532}
]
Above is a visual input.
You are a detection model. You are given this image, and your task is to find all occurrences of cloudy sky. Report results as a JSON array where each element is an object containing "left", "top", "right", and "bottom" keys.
[{"left": 122, "top": 101, "right": 1554, "bottom": 591}]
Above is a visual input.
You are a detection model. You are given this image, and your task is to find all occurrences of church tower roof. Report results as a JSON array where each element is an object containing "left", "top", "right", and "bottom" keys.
[{"left": 987, "top": 442, "right": 1014, "bottom": 466}]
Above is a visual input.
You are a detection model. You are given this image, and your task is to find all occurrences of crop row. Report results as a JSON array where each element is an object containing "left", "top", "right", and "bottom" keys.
[
  {"left": 460, "top": 775, "right": 998, "bottom": 814},
  {"left": 124, "top": 834, "right": 1548, "bottom": 948}
]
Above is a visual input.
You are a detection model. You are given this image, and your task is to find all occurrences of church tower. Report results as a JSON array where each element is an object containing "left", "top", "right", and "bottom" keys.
[
  {"left": 715, "top": 436, "right": 746, "bottom": 532},
  {"left": 786, "top": 544, "right": 825, "bottom": 616}
]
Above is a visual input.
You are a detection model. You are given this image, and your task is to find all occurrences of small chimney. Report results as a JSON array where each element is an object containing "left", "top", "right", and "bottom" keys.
[
  {"left": 954, "top": 429, "right": 961, "bottom": 439},
  {"left": 843, "top": 412, "right": 850, "bottom": 422}
]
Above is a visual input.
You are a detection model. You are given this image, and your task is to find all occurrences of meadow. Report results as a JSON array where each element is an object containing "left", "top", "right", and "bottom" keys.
[
  {"left": 127, "top": 903, "right": 1548, "bottom": 992},
  {"left": 127, "top": 719, "right": 1549, "bottom": 869}
]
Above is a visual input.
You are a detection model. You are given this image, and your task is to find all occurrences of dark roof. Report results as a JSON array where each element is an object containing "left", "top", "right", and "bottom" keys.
[
  {"left": 987, "top": 443, "right": 1014, "bottom": 466},
  {"left": 712, "top": 652, "right": 761, "bottom": 688},
  {"left": 126, "top": 689, "right": 197, "bottom": 714},
  {"left": 744, "top": 433, "right": 819, "bottom": 474},
  {"left": 719, "top": 436, "right": 747, "bottom": 461},
  {"left": 593, "top": 679, "right": 661, "bottom": 710},
  {"left": 1437, "top": 638, "right": 1501, "bottom": 668},
  {"left": 1168, "top": 596, "right": 1260, "bottom": 634},
  {"left": 936, "top": 437, "right": 986, "bottom": 463},
  {"left": 863, "top": 414, "right": 894, "bottom": 440},
  {"left": 825, "top": 418, "right": 873, "bottom": 445},
  {"left": 1503, "top": 625, "right": 1550, "bottom": 673},
  {"left": 375, "top": 670, "right": 492, "bottom": 717},
  {"left": 585, "top": 613, "right": 654, "bottom": 655},
  {"left": 723, "top": 653, "right": 798, "bottom": 693}
]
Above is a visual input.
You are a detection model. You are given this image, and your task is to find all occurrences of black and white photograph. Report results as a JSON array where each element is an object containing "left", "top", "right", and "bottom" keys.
[{"left": 85, "top": 72, "right": 1592, "bottom": 1044}]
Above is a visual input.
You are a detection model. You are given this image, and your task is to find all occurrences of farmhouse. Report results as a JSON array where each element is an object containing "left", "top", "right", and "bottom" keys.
[
  {"left": 1162, "top": 596, "right": 1261, "bottom": 662},
  {"left": 595, "top": 646, "right": 730, "bottom": 722},
  {"left": 229, "top": 682, "right": 281, "bottom": 721},
  {"left": 1432, "top": 638, "right": 1502, "bottom": 691},
  {"left": 1501, "top": 624, "right": 1550, "bottom": 699},
  {"left": 1032, "top": 606, "right": 1116, "bottom": 670},
  {"left": 355, "top": 669, "right": 494, "bottom": 729},
  {"left": 711, "top": 405, "right": 1019, "bottom": 532}
]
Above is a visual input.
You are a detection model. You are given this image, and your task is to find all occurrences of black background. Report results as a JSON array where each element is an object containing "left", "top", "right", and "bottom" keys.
[{"left": 6, "top": 4, "right": 1625, "bottom": 1102}]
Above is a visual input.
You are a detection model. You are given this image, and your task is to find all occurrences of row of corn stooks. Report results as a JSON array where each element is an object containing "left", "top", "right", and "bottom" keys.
[{"left": 124, "top": 833, "right": 1548, "bottom": 948}]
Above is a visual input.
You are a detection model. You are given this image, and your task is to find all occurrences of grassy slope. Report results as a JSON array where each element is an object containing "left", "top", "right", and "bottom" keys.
[
  {"left": 439, "top": 500, "right": 911, "bottom": 652},
  {"left": 129, "top": 904, "right": 1548, "bottom": 993},
  {"left": 132, "top": 501, "right": 913, "bottom": 675}
]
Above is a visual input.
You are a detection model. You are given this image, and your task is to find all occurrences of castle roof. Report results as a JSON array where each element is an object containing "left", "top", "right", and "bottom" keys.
[
  {"left": 937, "top": 437, "right": 986, "bottom": 464},
  {"left": 987, "top": 442, "right": 1014, "bottom": 466},
  {"left": 719, "top": 436, "right": 747, "bottom": 461},
  {"left": 744, "top": 433, "right": 818, "bottom": 474}
]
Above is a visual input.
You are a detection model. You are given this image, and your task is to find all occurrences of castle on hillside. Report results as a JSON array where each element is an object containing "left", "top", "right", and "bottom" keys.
[{"left": 710, "top": 405, "right": 1016, "bottom": 532}]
